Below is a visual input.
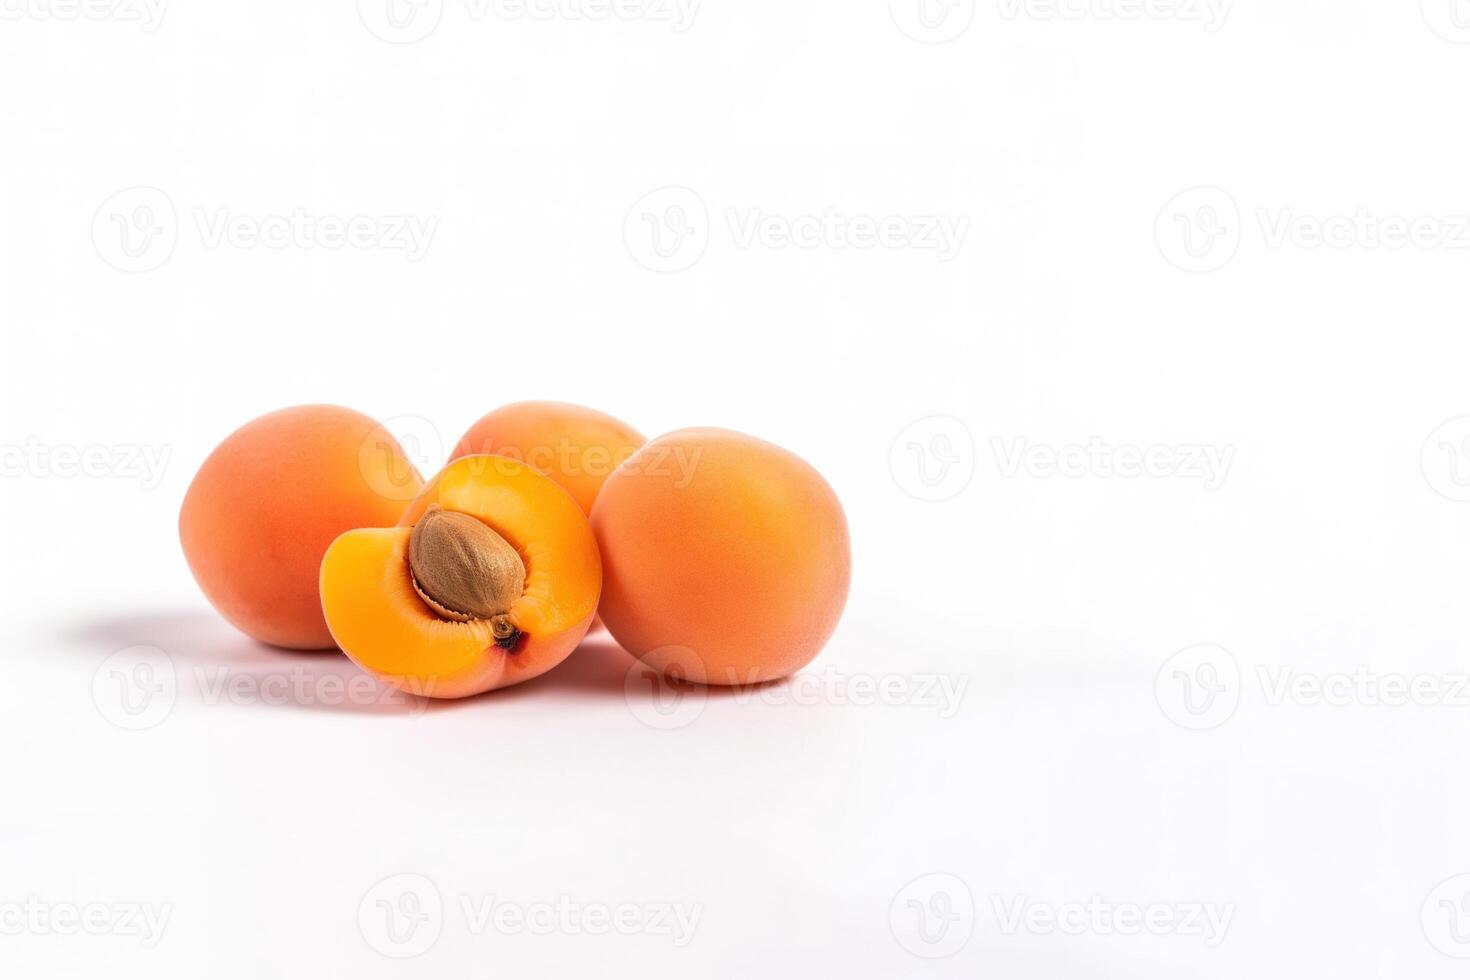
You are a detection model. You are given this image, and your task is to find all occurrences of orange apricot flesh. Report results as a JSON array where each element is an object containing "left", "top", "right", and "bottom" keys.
[
  {"left": 590, "top": 428, "right": 850, "bottom": 685},
  {"left": 320, "top": 454, "right": 601, "bottom": 699}
]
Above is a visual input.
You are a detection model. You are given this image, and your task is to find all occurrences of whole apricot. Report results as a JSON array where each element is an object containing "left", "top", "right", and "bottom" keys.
[
  {"left": 450, "top": 401, "right": 645, "bottom": 515},
  {"left": 590, "top": 428, "right": 850, "bottom": 685},
  {"left": 180, "top": 405, "right": 423, "bottom": 649}
]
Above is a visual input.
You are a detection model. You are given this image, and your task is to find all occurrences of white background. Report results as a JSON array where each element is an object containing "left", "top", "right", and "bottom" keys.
[{"left": 3, "top": 0, "right": 1470, "bottom": 976}]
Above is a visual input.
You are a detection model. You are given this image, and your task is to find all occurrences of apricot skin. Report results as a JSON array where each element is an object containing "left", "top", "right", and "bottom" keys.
[
  {"left": 450, "top": 401, "right": 645, "bottom": 515},
  {"left": 179, "top": 405, "right": 423, "bottom": 650},
  {"left": 590, "top": 428, "right": 851, "bottom": 685}
]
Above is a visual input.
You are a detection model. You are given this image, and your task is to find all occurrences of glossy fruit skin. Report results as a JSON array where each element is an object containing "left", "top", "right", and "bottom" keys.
[
  {"left": 320, "top": 454, "right": 602, "bottom": 699},
  {"left": 591, "top": 428, "right": 850, "bottom": 685},
  {"left": 180, "top": 405, "right": 423, "bottom": 650},
  {"left": 450, "top": 401, "right": 645, "bottom": 515}
]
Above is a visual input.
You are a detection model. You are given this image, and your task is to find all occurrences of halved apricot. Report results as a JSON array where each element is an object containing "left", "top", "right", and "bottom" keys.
[{"left": 319, "top": 455, "right": 601, "bottom": 699}]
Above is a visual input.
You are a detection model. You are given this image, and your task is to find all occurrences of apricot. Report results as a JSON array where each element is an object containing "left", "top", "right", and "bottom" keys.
[
  {"left": 180, "top": 405, "right": 423, "bottom": 650},
  {"left": 450, "top": 401, "right": 645, "bottom": 515},
  {"left": 590, "top": 428, "right": 850, "bottom": 685},
  {"left": 319, "top": 454, "right": 601, "bottom": 698}
]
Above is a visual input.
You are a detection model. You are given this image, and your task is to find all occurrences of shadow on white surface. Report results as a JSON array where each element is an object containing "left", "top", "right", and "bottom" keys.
[{"left": 63, "top": 608, "right": 787, "bottom": 716}]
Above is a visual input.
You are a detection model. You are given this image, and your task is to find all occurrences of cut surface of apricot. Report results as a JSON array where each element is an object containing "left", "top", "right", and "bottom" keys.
[{"left": 320, "top": 454, "right": 601, "bottom": 699}]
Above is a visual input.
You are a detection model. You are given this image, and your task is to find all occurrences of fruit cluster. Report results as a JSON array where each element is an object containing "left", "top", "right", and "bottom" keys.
[{"left": 179, "top": 403, "right": 851, "bottom": 698}]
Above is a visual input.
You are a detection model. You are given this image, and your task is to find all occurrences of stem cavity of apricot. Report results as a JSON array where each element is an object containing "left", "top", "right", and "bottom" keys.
[{"left": 408, "top": 505, "right": 526, "bottom": 650}]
